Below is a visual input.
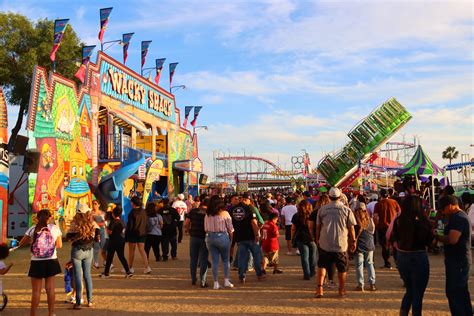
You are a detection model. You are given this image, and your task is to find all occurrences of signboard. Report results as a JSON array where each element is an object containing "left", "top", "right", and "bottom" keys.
[
  {"left": 99, "top": 59, "right": 176, "bottom": 124},
  {"left": 0, "top": 87, "right": 8, "bottom": 242},
  {"left": 142, "top": 159, "right": 164, "bottom": 205}
]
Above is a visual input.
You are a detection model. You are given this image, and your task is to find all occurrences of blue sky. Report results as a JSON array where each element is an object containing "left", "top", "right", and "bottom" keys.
[{"left": 3, "top": 0, "right": 473, "bottom": 178}]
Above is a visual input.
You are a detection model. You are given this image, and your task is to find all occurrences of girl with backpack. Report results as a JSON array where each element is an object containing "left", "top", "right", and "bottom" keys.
[
  {"left": 19, "top": 209, "right": 62, "bottom": 316},
  {"left": 67, "top": 204, "right": 100, "bottom": 309}
]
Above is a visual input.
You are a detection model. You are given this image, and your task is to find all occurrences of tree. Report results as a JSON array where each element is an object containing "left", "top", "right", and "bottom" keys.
[
  {"left": 442, "top": 146, "right": 459, "bottom": 183},
  {"left": 0, "top": 13, "right": 82, "bottom": 151}
]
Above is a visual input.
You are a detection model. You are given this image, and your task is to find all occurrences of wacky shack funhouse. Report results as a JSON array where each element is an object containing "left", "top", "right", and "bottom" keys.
[{"left": 24, "top": 51, "right": 203, "bottom": 228}]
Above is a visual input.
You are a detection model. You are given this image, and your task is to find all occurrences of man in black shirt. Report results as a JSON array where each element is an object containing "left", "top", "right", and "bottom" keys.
[
  {"left": 437, "top": 195, "right": 472, "bottom": 316},
  {"left": 230, "top": 197, "right": 264, "bottom": 283},
  {"left": 158, "top": 198, "right": 180, "bottom": 261}
]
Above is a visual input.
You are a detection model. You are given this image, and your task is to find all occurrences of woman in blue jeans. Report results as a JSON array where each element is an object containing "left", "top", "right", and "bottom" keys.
[
  {"left": 291, "top": 200, "right": 317, "bottom": 280},
  {"left": 353, "top": 203, "right": 376, "bottom": 291},
  {"left": 204, "top": 195, "right": 234, "bottom": 290},
  {"left": 389, "top": 195, "right": 435, "bottom": 316},
  {"left": 67, "top": 204, "right": 100, "bottom": 309}
]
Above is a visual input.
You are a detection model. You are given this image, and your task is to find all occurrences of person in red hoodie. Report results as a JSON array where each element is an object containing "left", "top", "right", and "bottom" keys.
[{"left": 261, "top": 213, "right": 283, "bottom": 274}]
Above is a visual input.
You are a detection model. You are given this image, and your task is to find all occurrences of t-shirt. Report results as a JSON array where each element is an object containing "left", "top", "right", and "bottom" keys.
[
  {"left": 281, "top": 205, "right": 297, "bottom": 226},
  {"left": 444, "top": 211, "right": 472, "bottom": 265},
  {"left": 308, "top": 209, "right": 318, "bottom": 239},
  {"left": 186, "top": 208, "right": 206, "bottom": 239},
  {"left": 147, "top": 215, "right": 163, "bottom": 236},
  {"left": 316, "top": 201, "right": 356, "bottom": 253},
  {"left": 172, "top": 200, "right": 188, "bottom": 221},
  {"left": 291, "top": 213, "right": 313, "bottom": 244},
  {"left": 366, "top": 201, "right": 377, "bottom": 218},
  {"left": 108, "top": 219, "right": 126, "bottom": 244},
  {"left": 261, "top": 220, "right": 279, "bottom": 252},
  {"left": 230, "top": 203, "right": 257, "bottom": 242},
  {"left": 158, "top": 206, "right": 180, "bottom": 237},
  {"left": 126, "top": 208, "right": 148, "bottom": 238},
  {"left": 374, "top": 198, "right": 401, "bottom": 230},
  {"left": 25, "top": 224, "right": 62, "bottom": 261}
]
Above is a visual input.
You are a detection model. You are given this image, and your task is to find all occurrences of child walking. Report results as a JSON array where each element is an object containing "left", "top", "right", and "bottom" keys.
[
  {"left": 261, "top": 213, "right": 283, "bottom": 274},
  {"left": 100, "top": 206, "right": 133, "bottom": 278},
  {"left": 353, "top": 203, "right": 377, "bottom": 291}
]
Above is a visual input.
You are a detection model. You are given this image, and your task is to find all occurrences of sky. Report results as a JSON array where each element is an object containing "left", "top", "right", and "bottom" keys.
[{"left": 2, "top": 0, "right": 473, "bottom": 180}]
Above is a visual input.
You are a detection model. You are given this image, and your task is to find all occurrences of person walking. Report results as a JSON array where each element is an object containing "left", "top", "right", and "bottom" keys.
[
  {"left": 389, "top": 195, "right": 435, "bottom": 316},
  {"left": 291, "top": 200, "right": 317, "bottom": 280},
  {"left": 374, "top": 188, "right": 401, "bottom": 269},
  {"left": 144, "top": 203, "right": 163, "bottom": 262},
  {"left": 158, "top": 198, "right": 180, "bottom": 261},
  {"left": 315, "top": 187, "right": 356, "bottom": 298},
  {"left": 19, "top": 209, "right": 62, "bottom": 316},
  {"left": 100, "top": 206, "right": 133, "bottom": 278},
  {"left": 185, "top": 194, "right": 209, "bottom": 287},
  {"left": 204, "top": 195, "right": 235, "bottom": 289},
  {"left": 126, "top": 196, "right": 151, "bottom": 274},
  {"left": 92, "top": 199, "right": 107, "bottom": 269},
  {"left": 281, "top": 197, "right": 298, "bottom": 255},
  {"left": 353, "top": 203, "right": 377, "bottom": 292},
  {"left": 436, "top": 195, "right": 472, "bottom": 316},
  {"left": 67, "top": 204, "right": 99, "bottom": 309},
  {"left": 172, "top": 194, "right": 188, "bottom": 243}
]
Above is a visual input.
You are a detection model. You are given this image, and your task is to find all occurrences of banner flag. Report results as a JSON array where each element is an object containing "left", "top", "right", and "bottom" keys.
[
  {"left": 190, "top": 106, "right": 202, "bottom": 127},
  {"left": 74, "top": 45, "right": 96, "bottom": 83},
  {"left": 50, "top": 19, "right": 69, "bottom": 62},
  {"left": 122, "top": 33, "right": 134, "bottom": 64},
  {"left": 122, "top": 33, "right": 135, "bottom": 65},
  {"left": 141, "top": 41, "right": 152, "bottom": 68},
  {"left": 154, "top": 58, "right": 166, "bottom": 85},
  {"left": 169, "top": 62, "right": 179, "bottom": 89},
  {"left": 98, "top": 7, "right": 113, "bottom": 43},
  {"left": 183, "top": 106, "right": 193, "bottom": 128}
]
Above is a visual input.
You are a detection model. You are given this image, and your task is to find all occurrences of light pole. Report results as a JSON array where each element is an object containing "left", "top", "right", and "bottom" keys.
[
  {"left": 101, "top": 39, "right": 122, "bottom": 52},
  {"left": 170, "top": 85, "right": 186, "bottom": 93},
  {"left": 302, "top": 149, "right": 308, "bottom": 191}
]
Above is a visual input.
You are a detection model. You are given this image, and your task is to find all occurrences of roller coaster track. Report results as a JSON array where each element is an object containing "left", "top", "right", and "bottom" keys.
[{"left": 215, "top": 156, "right": 300, "bottom": 179}]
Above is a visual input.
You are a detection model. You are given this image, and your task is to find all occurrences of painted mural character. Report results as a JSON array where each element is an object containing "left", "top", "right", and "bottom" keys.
[
  {"left": 39, "top": 99, "right": 52, "bottom": 121},
  {"left": 56, "top": 108, "right": 74, "bottom": 134},
  {"left": 41, "top": 143, "right": 54, "bottom": 170}
]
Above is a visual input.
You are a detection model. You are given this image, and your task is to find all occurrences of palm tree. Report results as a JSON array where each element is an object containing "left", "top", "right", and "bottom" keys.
[{"left": 442, "top": 146, "right": 459, "bottom": 183}]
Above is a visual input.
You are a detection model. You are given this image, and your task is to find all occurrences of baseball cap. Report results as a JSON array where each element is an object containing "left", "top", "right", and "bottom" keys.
[
  {"left": 303, "top": 191, "right": 311, "bottom": 197},
  {"left": 77, "top": 203, "right": 91, "bottom": 214},
  {"left": 328, "top": 187, "right": 341, "bottom": 198},
  {"left": 177, "top": 194, "right": 185, "bottom": 200},
  {"left": 241, "top": 192, "right": 251, "bottom": 200}
]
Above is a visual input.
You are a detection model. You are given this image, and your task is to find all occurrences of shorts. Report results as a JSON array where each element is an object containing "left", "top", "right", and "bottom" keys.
[
  {"left": 126, "top": 235, "right": 146, "bottom": 243},
  {"left": 285, "top": 225, "right": 292, "bottom": 241},
  {"left": 317, "top": 249, "right": 348, "bottom": 273},
  {"left": 28, "top": 259, "right": 62, "bottom": 278},
  {"left": 263, "top": 251, "right": 279, "bottom": 265}
]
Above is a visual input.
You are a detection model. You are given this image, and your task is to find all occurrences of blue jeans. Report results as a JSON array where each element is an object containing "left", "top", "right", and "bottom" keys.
[
  {"left": 237, "top": 240, "right": 263, "bottom": 279},
  {"left": 297, "top": 241, "right": 317, "bottom": 278},
  {"left": 71, "top": 247, "right": 93, "bottom": 305},
  {"left": 355, "top": 250, "right": 376, "bottom": 287},
  {"left": 189, "top": 236, "right": 209, "bottom": 284},
  {"left": 397, "top": 251, "right": 429, "bottom": 316},
  {"left": 445, "top": 258, "right": 472, "bottom": 316},
  {"left": 205, "top": 232, "right": 231, "bottom": 281}
]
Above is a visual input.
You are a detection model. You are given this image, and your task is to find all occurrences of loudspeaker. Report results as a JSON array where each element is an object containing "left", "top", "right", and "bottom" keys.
[
  {"left": 23, "top": 149, "right": 40, "bottom": 173},
  {"left": 12, "top": 135, "right": 28, "bottom": 155},
  {"left": 199, "top": 174, "right": 208, "bottom": 185}
]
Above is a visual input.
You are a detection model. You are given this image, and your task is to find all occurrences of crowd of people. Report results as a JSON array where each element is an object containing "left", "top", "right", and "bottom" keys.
[{"left": 9, "top": 178, "right": 473, "bottom": 316}]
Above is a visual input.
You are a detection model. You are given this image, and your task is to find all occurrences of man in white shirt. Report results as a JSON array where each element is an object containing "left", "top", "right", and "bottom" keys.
[
  {"left": 280, "top": 197, "right": 298, "bottom": 255},
  {"left": 366, "top": 194, "right": 378, "bottom": 218},
  {"left": 172, "top": 194, "right": 188, "bottom": 243}
]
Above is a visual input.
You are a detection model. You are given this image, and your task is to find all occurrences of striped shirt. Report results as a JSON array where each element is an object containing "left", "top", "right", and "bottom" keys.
[{"left": 204, "top": 211, "right": 234, "bottom": 234}]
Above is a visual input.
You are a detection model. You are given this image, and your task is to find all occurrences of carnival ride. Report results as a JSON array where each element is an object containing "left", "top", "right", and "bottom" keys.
[{"left": 317, "top": 97, "right": 412, "bottom": 187}]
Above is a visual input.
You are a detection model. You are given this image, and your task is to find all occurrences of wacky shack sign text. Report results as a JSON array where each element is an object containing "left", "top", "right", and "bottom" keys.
[{"left": 99, "top": 59, "right": 176, "bottom": 123}]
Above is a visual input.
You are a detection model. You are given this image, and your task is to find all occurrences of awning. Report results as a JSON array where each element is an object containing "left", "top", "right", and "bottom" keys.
[{"left": 108, "top": 107, "right": 149, "bottom": 134}]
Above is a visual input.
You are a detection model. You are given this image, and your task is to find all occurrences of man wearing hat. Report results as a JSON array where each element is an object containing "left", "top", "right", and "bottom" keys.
[
  {"left": 315, "top": 187, "right": 356, "bottom": 298},
  {"left": 172, "top": 194, "right": 188, "bottom": 243}
]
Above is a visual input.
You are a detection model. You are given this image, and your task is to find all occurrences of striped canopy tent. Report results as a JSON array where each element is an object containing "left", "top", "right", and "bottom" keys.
[{"left": 396, "top": 145, "right": 444, "bottom": 177}]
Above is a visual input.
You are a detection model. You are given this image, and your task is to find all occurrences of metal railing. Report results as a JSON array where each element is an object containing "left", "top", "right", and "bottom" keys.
[{"left": 98, "top": 133, "right": 131, "bottom": 161}]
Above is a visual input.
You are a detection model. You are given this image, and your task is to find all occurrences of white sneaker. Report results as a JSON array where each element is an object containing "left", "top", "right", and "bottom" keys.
[
  {"left": 144, "top": 266, "right": 152, "bottom": 274},
  {"left": 213, "top": 281, "right": 221, "bottom": 290},
  {"left": 224, "top": 279, "right": 234, "bottom": 288},
  {"left": 129, "top": 267, "right": 135, "bottom": 274}
]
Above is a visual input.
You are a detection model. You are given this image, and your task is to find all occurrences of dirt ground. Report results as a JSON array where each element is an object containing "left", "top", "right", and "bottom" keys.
[{"left": 2, "top": 234, "right": 472, "bottom": 316}]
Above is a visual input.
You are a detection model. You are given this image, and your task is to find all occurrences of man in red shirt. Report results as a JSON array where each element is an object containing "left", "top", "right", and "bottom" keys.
[
  {"left": 374, "top": 188, "right": 401, "bottom": 269},
  {"left": 261, "top": 213, "right": 283, "bottom": 274}
]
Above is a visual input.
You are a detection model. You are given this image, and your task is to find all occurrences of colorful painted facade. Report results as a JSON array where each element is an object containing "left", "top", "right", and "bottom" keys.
[
  {"left": 0, "top": 87, "right": 9, "bottom": 242},
  {"left": 26, "top": 52, "right": 201, "bottom": 225}
]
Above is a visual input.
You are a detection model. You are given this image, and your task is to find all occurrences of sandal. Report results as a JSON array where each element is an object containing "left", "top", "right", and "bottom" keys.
[{"left": 315, "top": 285, "right": 324, "bottom": 298}]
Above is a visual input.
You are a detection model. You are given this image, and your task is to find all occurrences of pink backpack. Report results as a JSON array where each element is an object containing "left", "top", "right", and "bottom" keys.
[{"left": 31, "top": 226, "right": 55, "bottom": 258}]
